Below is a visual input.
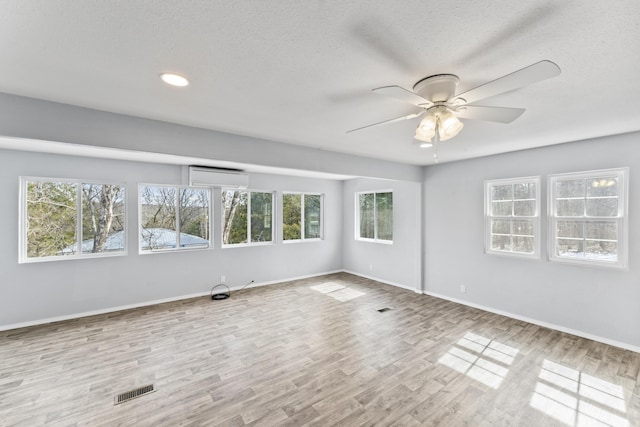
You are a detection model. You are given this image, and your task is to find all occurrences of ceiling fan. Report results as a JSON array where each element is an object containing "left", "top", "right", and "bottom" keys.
[{"left": 347, "top": 60, "right": 561, "bottom": 147}]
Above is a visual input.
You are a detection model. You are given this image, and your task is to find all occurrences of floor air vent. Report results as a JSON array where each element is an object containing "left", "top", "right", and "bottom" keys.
[
  {"left": 114, "top": 384, "right": 155, "bottom": 405},
  {"left": 377, "top": 307, "right": 392, "bottom": 313}
]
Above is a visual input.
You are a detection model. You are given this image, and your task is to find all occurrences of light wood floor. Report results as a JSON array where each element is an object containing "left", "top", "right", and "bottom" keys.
[{"left": 1, "top": 273, "right": 639, "bottom": 426}]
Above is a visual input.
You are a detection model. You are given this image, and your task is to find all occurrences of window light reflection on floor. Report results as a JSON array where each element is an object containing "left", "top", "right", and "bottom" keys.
[
  {"left": 530, "top": 359, "right": 629, "bottom": 427},
  {"left": 310, "top": 282, "right": 365, "bottom": 302},
  {"left": 437, "top": 332, "right": 519, "bottom": 389}
]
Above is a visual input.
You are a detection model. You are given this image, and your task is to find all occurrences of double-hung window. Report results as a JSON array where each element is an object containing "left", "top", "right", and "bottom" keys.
[
  {"left": 485, "top": 177, "right": 540, "bottom": 258},
  {"left": 548, "top": 168, "right": 628, "bottom": 268},
  {"left": 222, "top": 189, "right": 274, "bottom": 246},
  {"left": 20, "top": 177, "right": 126, "bottom": 262},
  {"left": 356, "top": 191, "right": 393, "bottom": 243},
  {"left": 139, "top": 185, "right": 210, "bottom": 251},
  {"left": 282, "top": 192, "right": 323, "bottom": 241}
]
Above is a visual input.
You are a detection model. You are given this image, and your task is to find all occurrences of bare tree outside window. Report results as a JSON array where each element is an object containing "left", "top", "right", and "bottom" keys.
[
  {"left": 82, "top": 184, "right": 125, "bottom": 253},
  {"left": 222, "top": 190, "right": 273, "bottom": 245},
  {"left": 26, "top": 180, "right": 78, "bottom": 258},
  {"left": 140, "top": 185, "right": 210, "bottom": 251},
  {"left": 22, "top": 178, "right": 126, "bottom": 261}
]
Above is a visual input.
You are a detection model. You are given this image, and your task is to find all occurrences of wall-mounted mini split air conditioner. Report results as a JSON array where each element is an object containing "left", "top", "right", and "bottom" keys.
[{"left": 186, "top": 166, "right": 249, "bottom": 188}]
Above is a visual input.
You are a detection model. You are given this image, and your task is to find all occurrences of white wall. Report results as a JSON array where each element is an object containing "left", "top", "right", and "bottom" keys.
[
  {"left": 342, "top": 178, "right": 421, "bottom": 291},
  {"left": 0, "top": 149, "right": 343, "bottom": 328},
  {"left": 423, "top": 132, "right": 640, "bottom": 349}
]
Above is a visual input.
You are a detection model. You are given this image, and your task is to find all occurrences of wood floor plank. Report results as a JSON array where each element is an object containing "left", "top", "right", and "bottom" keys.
[{"left": 1, "top": 272, "right": 639, "bottom": 426}]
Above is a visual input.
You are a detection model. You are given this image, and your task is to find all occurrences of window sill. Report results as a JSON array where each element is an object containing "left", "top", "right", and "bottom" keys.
[
  {"left": 283, "top": 238, "right": 323, "bottom": 244},
  {"left": 139, "top": 245, "right": 212, "bottom": 255},
  {"left": 222, "top": 241, "right": 275, "bottom": 249},
  {"left": 19, "top": 251, "right": 128, "bottom": 264},
  {"left": 549, "top": 255, "right": 627, "bottom": 270},
  {"left": 485, "top": 249, "right": 539, "bottom": 260},
  {"left": 355, "top": 238, "right": 393, "bottom": 245}
]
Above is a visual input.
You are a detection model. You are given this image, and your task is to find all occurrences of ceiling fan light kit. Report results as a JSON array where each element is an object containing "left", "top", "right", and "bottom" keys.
[
  {"left": 414, "top": 105, "right": 465, "bottom": 144},
  {"left": 348, "top": 60, "right": 561, "bottom": 150}
]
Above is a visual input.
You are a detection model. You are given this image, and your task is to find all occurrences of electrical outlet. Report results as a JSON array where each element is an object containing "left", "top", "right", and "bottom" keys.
[
  {"left": 221, "top": 275, "right": 225, "bottom": 284},
  {"left": 369, "top": 264, "right": 373, "bottom": 271},
  {"left": 460, "top": 285, "right": 466, "bottom": 293}
]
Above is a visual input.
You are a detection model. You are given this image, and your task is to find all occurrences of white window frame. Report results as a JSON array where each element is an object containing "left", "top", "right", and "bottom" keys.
[
  {"left": 548, "top": 168, "right": 628, "bottom": 269},
  {"left": 19, "top": 176, "right": 127, "bottom": 263},
  {"left": 221, "top": 188, "right": 275, "bottom": 247},
  {"left": 138, "top": 184, "right": 212, "bottom": 253},
  {"left": 355, "top": 190, "right": 394, "bottom": 244},
  {"left": 484, "top": 176, "right": 540, "bottom": 259},
  {"left": 282, "top": 192, "right": 324, "bottom": 242}
]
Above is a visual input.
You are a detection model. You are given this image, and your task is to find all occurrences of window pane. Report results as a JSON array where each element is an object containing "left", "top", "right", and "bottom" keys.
[
  {"left": 491, "top": 219, "right": 511, "bottom": 235},
  {"left": 584, "top": 241, "right": 617, "bottom": 260},
  {"left": 26, "top": 180, "right": 78, "bottom": 258},
  {"left": 180, "top": 188, "right": 209, "bottom": 248},
  {"left": 140, "top": 186, "right": 177, "bottom": 250},
  {"left": 585, "top": 221, "right": 617, "bottom": 241},
  {"left": 585, "top": 198, "right": 618, "bottom": 217},
  {"left": 491, "top": 185, "right": 512, "bottom": 201},
  {"left": 492, "top": 201, "right": 512, "bottom": 216},
  {"left": 359, "top": 193, "right": 375, "bottom": 239},
  {"left": 491, "top": 235, "right": 512, "bottom": 251},
  {"left": 513, "top": 236, "right": 534, "bottom": 253},
  {"left": 304, "top": 194, "right": 321, "bottom": 239},
  {"left": 556, "top": 199, "right": 584, "bottom": 217},
  {"left": 556, "top": 239, "right": 583, "bottom": 257},
  {"left": 557, "top": 220, "right": 583, "bottom": 239},
  {"left": 376, "top": 192, "right": 393, "bottom": 241},
  {"left": 512, "top": 219, "right": 534, "bottom": 236},
  {"left": 81, "top": 184, "right": 125, "bottom": 254},
  {"left": 283, "top": 193, "right": 301, "bottom": 240},
  {"left": 556, "top": 179, "right": 585, "bottom": 198},
  {"left": 587, "top": 177, "right": 618, "bottom": 197},
  {"left": 251, "top": 192, "right": 273, "bottom": 242},
  {"left": 222, "top": 190, "right": 247, "bottom": 245},
  {"left": 514, "top": 182, "right": 535, "bottom": 200},
  {"left": 513, "top": 200, "right": 535, "bottom": 216}
]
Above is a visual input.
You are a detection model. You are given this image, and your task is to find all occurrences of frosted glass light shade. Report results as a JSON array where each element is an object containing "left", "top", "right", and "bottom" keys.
[
  {"left": 415, "top": 115, "right": 437, "bottom": 142},
  {"left": 438, "top": 108, "right": 464, "bottom": 141}
]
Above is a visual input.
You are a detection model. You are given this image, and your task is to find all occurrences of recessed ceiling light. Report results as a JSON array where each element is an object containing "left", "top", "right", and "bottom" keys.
[{"left": 160, "top": 73, "right": 190, "bottom": 87}]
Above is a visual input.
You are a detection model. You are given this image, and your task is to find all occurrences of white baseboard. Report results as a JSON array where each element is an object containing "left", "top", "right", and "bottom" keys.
[
  {"left": 226, "top": 270, "right": 343, "bottom": 291},
  {"left": 342, "top": 270, "right": 419, "bottom": 293},
  {"left": 422, "top": 290, "right": 640, "bottom": 354},
  {"left": 0, "top": 270, "right": 342, "bottom": 332},
  {"left": 0, "top": 291, "right": 209, "bottom": 332},
  {"left": 6, "top": 270, "right": 636, "bottom": 354}
]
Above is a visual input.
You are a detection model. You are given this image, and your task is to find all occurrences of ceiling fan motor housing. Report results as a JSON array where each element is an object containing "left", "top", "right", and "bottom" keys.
[{"left": 413, "top": 74, "right": 460, "bottom": 103}]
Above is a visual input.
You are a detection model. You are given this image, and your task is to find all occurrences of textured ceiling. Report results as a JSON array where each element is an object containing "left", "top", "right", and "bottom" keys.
[{"left": 1, "top": 1, "right": 639, "bottom": 166}]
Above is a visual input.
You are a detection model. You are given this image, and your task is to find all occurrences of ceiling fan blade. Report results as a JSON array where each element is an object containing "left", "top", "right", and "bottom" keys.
[
  {"left": 454, "top": 60, "right": 561, "bottom": 104},
  {"left": 346, "top": 110, "right": 425, "bottom": 133},
  {"left": 456, "top": 105, "right": 525, "bottom": 123},
  {"left": 372, "top": 86, "right": 433, "bottom": 107}
]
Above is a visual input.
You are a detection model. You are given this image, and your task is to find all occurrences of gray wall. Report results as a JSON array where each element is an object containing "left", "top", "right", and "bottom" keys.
[
  {"left": 0, "top": 149, "right": 343, "bottom": 328},
  {"left": 0, "top": 92, "right": 422, "bottom": 182},
  {"left": 423, "top": 132, "right": 639, "bottom": 348},
  {"left": 342, "top": 178, "right": 421, "bottom": 291},
  {"left": 2, "top": 92, "right": 638, "bottom": 350}
]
